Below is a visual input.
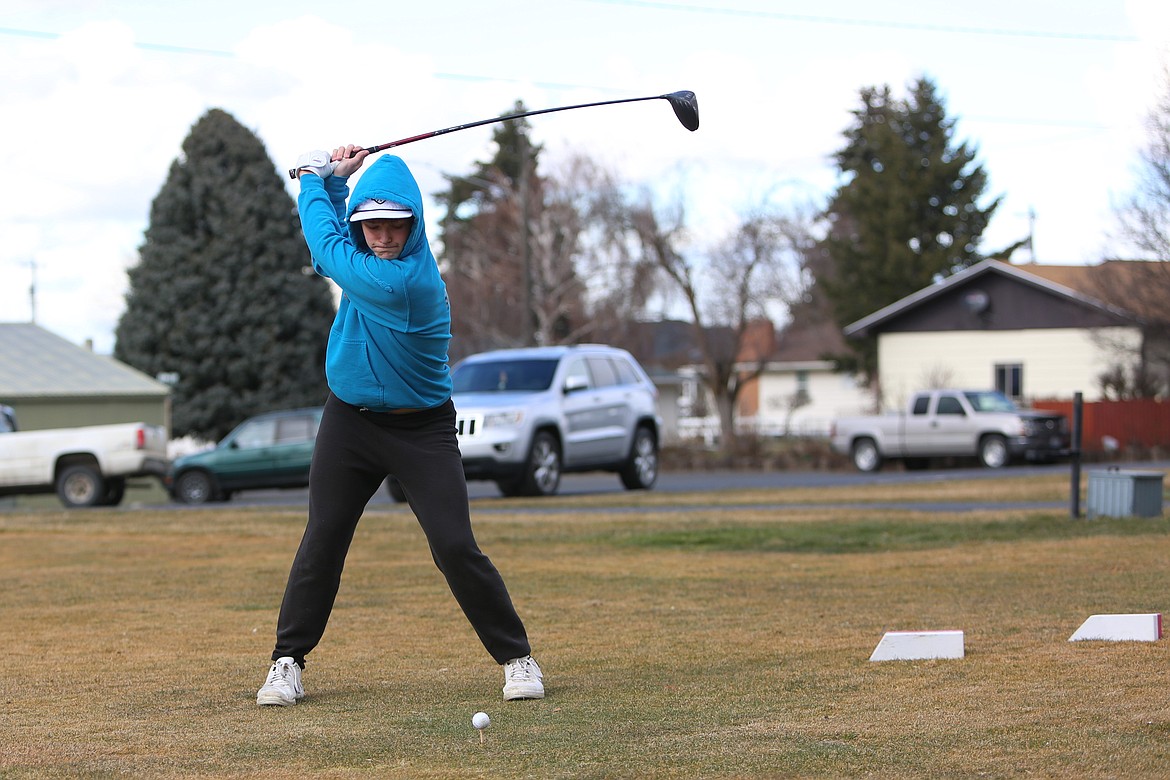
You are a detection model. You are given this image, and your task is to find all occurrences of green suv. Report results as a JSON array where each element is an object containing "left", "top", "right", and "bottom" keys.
[{"left": 167, "top": 407, "right": 322, "bottom": 504}]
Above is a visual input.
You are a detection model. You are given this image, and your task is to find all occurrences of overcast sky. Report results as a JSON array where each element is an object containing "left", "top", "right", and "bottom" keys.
[{"left": 1, "top": 0, "right": 1167, "bottom": 354}]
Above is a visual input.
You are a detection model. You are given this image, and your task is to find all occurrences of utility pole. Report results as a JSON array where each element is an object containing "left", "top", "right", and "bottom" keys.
[
  {"left": 518, "top": 130, "right": 534, "bottom": 347},
  {"left": 27, "top": 258, "right": 37, "bottom": 324},
  {"left": 1026, "top": 207, "right": 1036, "bottom": 262}
]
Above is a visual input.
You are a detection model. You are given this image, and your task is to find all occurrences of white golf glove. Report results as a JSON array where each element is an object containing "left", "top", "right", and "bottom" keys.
[{"left": 295, "top": 150, "right": 337, "bottom": 179}]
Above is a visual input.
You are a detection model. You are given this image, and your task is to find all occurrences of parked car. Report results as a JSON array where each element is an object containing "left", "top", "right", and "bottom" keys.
[
  {"left": 0, "top": 405, "right": 169, "bottom": 508},
  {"left": 167, "top": 407, "right": 322, "bottom": 504},
  {"left": 830, "top": 389, "right": 1068, "bottom": 472},
  {"left": 389, "top": 345, "right": 661, "bottom": 501},
  {"left": 0, "top": 404, "right": 15, "bottom": 433}
]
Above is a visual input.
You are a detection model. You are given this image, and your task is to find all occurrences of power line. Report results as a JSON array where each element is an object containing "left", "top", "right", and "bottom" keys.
[
  {"left": 0, "top": 25, "right": 233, "bottom": 57},
  {"left": 433, "top": 72, "right": 628, "bottom": 95},
  {"left": 0, "top": 26, "right": 626, "bottom": 92},
  {"left": 0, "top": 19, "right": 1132, "bottom": 130},
  {"left": 964, "top": 115, "right": 1110, "bottom": 130},
  {"left": 585, "top": 0, "right": 1141, "bottom": 42}
]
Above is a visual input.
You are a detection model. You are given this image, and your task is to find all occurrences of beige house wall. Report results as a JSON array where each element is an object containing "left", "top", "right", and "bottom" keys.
[
  {"left": 754, "top": 366, "right": 871, "bottom": 436},
  {"left": 876, "top": 326, "right": 1141, "bottom": 411}
]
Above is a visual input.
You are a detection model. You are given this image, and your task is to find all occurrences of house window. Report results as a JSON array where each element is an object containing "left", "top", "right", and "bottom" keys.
[
  {"left": 995, "top": 364, "right": 1023, "bottom": 400},
  {"left": 794, "top": 371, "right": 810, "bottom": 404}
]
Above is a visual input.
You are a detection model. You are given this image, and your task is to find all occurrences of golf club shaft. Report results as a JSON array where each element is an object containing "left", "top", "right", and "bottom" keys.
[
  {"left": 287, "top": 91, "right": 697, "bottom": 179},
  {"left": 366, "top": 94, "right": 672, "bottom": 153}
]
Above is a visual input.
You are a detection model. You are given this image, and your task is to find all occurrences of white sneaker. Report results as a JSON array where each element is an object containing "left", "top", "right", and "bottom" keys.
[
  {"left": 502, "top": 655, "right": 544, "bottom": 700},
  {"left": 256, "top": 657, "right": 304, "bottom": 706}
]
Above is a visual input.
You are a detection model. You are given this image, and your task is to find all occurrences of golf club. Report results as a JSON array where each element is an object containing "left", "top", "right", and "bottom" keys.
[{"left": 288, "top": 90, "right": 698, "bottom": 179}]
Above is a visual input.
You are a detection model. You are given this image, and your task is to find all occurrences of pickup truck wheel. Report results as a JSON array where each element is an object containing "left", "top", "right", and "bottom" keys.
[
  {"left": 620, "top": 426, "right": 659, "bottom": 490},
  {"left": 517, "top": 431, "right": 562, "bottom": 497},
  {"left": 851, "top": 438, "right": 883, "bottom": 472},
  {"left": 175, "top": 470, "right": 216, "bottom": 504},
  {"left": 386, "top": 477, "right": 408, "bottom": 503},
  {"left": 56, "top": 464, "right": 105, "bottom": 508},
  {"left": 100, "top": 478, "right": 126, "bottom": 506},
  {"left": 979, "top": 434, "right": 1010, "bottom": 469}
]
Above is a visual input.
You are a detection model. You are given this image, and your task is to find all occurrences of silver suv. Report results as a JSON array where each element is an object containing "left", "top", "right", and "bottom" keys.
[{"left": 391, "top": 345, "right": 660, "bottom": 499}]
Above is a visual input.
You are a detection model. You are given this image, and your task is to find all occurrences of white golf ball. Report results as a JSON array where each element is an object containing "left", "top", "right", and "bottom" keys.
[{"left": 472, "top": 711, "right": 490, "bottom": 730}]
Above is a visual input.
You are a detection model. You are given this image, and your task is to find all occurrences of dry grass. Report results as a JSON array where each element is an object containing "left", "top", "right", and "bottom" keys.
[
  {"left": 2, "top": 477, "right": 1169, "bottom": 778},
  {"left": 506, "top": 472, "right": 1078, "bottom": 510}
]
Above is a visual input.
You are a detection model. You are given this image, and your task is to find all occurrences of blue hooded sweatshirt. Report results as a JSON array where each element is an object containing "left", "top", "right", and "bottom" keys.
[{"left": 298, "top": 155, "right": 452, "bottom": 411}]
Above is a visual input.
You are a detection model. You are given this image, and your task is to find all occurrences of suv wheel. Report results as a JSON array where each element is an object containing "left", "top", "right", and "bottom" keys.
[
  {"left": 386, "top": 477, "right": 408, "bottom": 503},
  {"left": 517, "top": 430, "right": 562, "bottom": 497},
  {"left": 496, "top": 477, "right": 525, "bottom": 497},
  {"left": 620, "top": 426, "right": 658, "bottom": 490},
  {"left": 175, "top": 470, "right": 217, "bottom": 504}
]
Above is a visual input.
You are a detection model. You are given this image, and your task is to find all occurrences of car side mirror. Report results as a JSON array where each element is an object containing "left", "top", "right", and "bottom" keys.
[{"left": 563, "top": 376, "right": 589, "bottom": 394}]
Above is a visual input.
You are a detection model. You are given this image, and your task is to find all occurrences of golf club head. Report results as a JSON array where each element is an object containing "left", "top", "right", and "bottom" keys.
[{"left": 665, "top": 90, "right": 699, "bottom": 131}]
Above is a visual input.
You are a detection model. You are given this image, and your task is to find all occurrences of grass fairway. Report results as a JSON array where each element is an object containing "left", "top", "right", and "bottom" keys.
[{"left": 2, "top": 475, "right": 1169, "bottom": 778}]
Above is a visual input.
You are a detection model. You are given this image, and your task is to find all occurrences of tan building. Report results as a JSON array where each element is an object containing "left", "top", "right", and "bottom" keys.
[
  {"left": 0, "top": 323, "right": 170, "bottom": 432},
  {"left": 843, "top": 259, "right": 1160, "bottom": 411}
]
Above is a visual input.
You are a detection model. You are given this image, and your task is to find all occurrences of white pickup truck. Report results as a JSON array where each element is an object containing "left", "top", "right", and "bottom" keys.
[
  {"left": 830, "top": 389, "right": 1068, "bottom": 472},
  {"left": 0, "top": 404, "right": 169, "bottom": 508}
]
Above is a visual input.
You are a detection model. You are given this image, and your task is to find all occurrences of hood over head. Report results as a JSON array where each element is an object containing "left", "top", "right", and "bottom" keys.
[{"left": 346, "top": 155, "right": 427, "bottom": 256}]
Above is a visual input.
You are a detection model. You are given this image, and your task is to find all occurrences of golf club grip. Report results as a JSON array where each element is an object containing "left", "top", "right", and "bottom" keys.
[
  {"left": 366, "top": 130, "right": 445, "bottom": 154},
  {"left": 286, "top": 134, "right": 438, "bottom": 178}
]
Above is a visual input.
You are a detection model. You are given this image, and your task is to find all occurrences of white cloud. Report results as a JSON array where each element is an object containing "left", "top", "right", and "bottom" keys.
[{"left": 1, "top": 1, "right": 1166, "bottom": 353}]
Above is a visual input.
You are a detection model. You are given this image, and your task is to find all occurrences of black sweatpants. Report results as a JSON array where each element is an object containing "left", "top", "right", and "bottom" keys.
[{"left": 272, "top": 392, "right": 531, "bottom": 666}]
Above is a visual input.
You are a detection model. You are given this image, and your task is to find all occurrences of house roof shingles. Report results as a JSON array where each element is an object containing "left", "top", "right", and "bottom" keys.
[
  {"left": 0, "top": 323, "right": 169, "bottom": 400},
  {"left": 842, "top": 259, "right": 1148, "bottom": 337},
  {"left": 769, "top": 316, "right": 849, "bottom": 363},
  {"left": 1015, "top": 260, "right": 1168, "bottom": 321}
]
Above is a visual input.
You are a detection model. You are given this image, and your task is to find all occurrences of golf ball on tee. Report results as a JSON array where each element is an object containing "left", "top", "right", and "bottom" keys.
[{"left": 472, "top": 711, "right": 490, "bottom": 729}]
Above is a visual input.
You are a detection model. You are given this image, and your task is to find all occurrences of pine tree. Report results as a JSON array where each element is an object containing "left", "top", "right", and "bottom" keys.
[
  {"left": 114, "top": 108, "right": 335, "bottom": 441},
  {"left": 435, "top": 105, "right": 548, "bottom": 358},
  {"left": 816, "top": 77, "right": 1000, "bottom": 380}
]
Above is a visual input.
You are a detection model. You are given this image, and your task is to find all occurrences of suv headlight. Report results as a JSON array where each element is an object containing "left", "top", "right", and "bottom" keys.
[{"left": 484, "top": 410, "right": 524, "bottom": 428}]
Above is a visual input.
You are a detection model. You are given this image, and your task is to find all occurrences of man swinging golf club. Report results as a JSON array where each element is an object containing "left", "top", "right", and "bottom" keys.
[{"left": 256, "top": 145, "right": 544, "bottom": 706}]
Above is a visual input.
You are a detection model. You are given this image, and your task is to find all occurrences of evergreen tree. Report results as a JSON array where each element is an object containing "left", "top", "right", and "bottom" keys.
[
  {"left": 114, "top": 108, "right": 335, "bottom": 441},
  {"left": 816, "top": 77, "right": 1000, "bottom": 380},
  {"left": 435, "top": 104, "right": 548, "bottom": 358}
]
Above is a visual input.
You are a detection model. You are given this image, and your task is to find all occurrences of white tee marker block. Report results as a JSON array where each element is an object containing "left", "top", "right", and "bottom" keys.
[
  {"left": 1068, "top": 613, "right": 1162, "bottom": 642},
  {"left": 869, "top": 630, "right": 965, "bottom": 661}
]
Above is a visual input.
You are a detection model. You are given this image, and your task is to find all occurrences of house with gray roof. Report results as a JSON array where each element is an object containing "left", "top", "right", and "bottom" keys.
[
  {"left": 0, "top": 323, "right": 170, "bottom": 432},
  {"left": 842, "top": 259, "right": 1152, "bottom": 410}
]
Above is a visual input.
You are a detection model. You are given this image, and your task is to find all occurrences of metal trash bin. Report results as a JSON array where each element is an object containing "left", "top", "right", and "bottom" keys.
[{"left": 1086, "top": 469, "right": 1165, "bottom": 518}]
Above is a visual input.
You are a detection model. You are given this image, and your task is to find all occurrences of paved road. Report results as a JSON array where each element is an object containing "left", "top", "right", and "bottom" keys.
[{"left": 149, "top": 459, "right": 1170, "bottom": 512}]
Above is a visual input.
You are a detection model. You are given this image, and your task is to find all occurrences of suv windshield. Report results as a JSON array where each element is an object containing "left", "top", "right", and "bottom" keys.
[{"left": 452, "top": 358, "right": 559, "bottom": 393}]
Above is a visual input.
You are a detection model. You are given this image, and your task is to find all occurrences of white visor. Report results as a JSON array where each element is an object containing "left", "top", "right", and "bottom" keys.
[{"left": 351, "top": 198, "right": 413, "bottom": 222}]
